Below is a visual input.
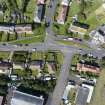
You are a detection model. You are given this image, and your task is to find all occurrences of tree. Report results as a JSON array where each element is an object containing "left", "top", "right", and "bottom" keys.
[
  {"left": 84, "top": 34, "right": 90, "bottom": 40},
  {"left": 43, "top": 63, "right": 49, "bottom": 74}
]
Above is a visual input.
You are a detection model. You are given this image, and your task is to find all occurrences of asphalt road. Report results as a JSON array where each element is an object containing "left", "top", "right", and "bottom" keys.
[
  {"left": 49, "top": 52, "right": 73, "bottom": 105},
  {"left": 0, "top": 0, "right": 105, "bottom": 105}
]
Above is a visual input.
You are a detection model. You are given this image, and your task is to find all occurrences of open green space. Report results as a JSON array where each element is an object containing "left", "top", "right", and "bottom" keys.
[
  {"left": 89, "top": 69, "right": 105, "bottom": 105},
  {"left": 11, "top": 35, "right": 44, "bottom": 44},
  {"left": 58, "top": 40, "right": 90, "bottom": 49}
]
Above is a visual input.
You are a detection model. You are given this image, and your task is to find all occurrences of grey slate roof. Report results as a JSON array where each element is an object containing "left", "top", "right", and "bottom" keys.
[
  {"left": 75, "top": 86, "right": 89, "bottom": 105},
  {"left": 11, "top": 90, "right": 44, "bottom": 105},
  {"left": 34, "top": 4, "right": 43, "bottom": 22}
]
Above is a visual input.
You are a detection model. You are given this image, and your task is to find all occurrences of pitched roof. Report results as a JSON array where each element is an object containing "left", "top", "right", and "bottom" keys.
[
  {"left": 15, "top": 24, "right": 33, "bottom": 34},
  {"left": 61, "top": 0, "right": 70, "bottom": 6},
  {"left": 34, "top": 4, "right": 43, "bottom": 23},
  {"left": 0, "top": 96, "right": 4, "bottom": 105},
  {"left": 57, "top": 5, "right": 68, "bottom": 24},
  {"left": 37, "top": 0, "right": 45, "bottom": 4},
  {"left": 75, "top": 86, "right": 89, "bottom": 105},
  {"left": 77, "top": 63, "right": 100, "bottom": 74},
  {"left": 11, "top": 90, "right": 44, "bottom": 105}
]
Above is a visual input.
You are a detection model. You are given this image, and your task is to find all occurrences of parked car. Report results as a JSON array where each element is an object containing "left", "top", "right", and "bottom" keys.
[{"left": 32, "top": 48, "right": 36, "bottom": 52}]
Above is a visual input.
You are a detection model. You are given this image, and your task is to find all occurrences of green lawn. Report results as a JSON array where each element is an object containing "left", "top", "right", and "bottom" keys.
[
  {"left": 0, "top": 51, "right": 10, "bottom": 60},
  {"left": 58, "top": 40, "right": 90, "bottom": 49},
  {"left": 31, "top": 52, "right": 45, "bottom": 60},
  {"left": 89, "top": 69, "right": 105, "bottom": 105},
  {"left": 11, "top": 35, "right": 44, "bottom": 44}
]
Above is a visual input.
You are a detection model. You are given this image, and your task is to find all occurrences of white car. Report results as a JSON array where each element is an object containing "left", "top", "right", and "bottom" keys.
[
  {"left": 32, "top": 48, "right": 36, "bottom": 52},
  {"left": 68, "top": 38, "right": 73, "bottom": 41}
]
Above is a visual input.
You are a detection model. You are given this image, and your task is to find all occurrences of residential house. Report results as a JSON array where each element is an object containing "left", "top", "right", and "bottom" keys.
[
  {"left": 57, "top": 0, "right": 70, "bottom": 24},
  {"left": 0, "top": 96, "right": 5, "bottom": 105},
  {"left": 89, "top": 24, "right": 105, "bottom": 44},
  {"left": 15, "top": 24, "right": 33, "bottom": 34},
  {"left": 76, "top": 62, "right": 101, "bottom": 74},
  {"left": 10, "top": 90, "right": 44, "bottom": 105},
  {"left": 61, "top": 0, "right": 70, "bottom": 6},
  {"left": 57, "top": 5, "right": 68, "bottom": 24},
  {"left": 75, "top": 86, "right": 89, "bottom": 105},
  {"left": 82, "top": 84, "right": 94, "bottom": 103},
  {"left": 0, "top": 61, "right": 12, "bottom": 75},
  {"left": 34, "top": 4, "right": 44, "bottom": 23},
  {"left": 68, "top": 21, "right": 89, "bottom": 35},
  {"left": 37, "top": 0, "right": 45, "bottom": 5},
  {"left": 0, "top": 25, "right": 14, "bottom": 34}
]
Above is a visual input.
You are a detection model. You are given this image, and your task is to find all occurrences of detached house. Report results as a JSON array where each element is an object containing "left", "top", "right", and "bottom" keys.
[
  {"left": 89, "top": 24, "right": 105, "bottom": 44},
  {"left": 34, "top": 5, "right": 43, "bottom": 23},
  {"left": 37, "top": 0, "right": 45, "bottom": 5},
  {"left": 68, "top": 21, "right": 89, "bottom": 35},
  {"left": 57, "top": 0, "right": 70, "bottom": 24},
  {"left": 34, "top": 0, "right": 45, "bottom": 23},
  {"left": 77, "top": 62, "right": 101, "bottom": 74}
]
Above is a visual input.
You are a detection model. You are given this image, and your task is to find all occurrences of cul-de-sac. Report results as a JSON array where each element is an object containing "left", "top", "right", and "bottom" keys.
[{"left": 0, "top": 0, "right": 104, "bottom": 105}]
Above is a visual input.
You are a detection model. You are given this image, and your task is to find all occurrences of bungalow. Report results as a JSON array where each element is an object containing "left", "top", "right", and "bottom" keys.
[
  {"left": 76, "top": 63, "right": 101, "bottom": 74},
  {"left": 68, "top": 22, "right": 89, "bottom": 35},
  {"left": 0, "top": 61, "right": 12, "bottom": 75},
  {"left": 15, "top": 24, "right": 33, "bottom": 34},
  {"left": 34, "top": 4, "right": 44, "bottom": 23},
  {"left": 37, "top": 0, "right": 45, "bottom": 5},
  {"left": 57, "top": 5, "right": 68, "bottom": 24},
  {"left": 10, "top": 90, "right": 44, "bottom": 105}
]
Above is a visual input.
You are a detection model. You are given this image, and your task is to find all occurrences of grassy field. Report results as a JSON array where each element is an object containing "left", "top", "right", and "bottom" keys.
[
  {"left": 31, "top": 52, "right": 45, "bottom": 60},
  {"left": 89, "top": 69, "right": 105, "bottom": 105},
  {"left": 11, "top": 35, "right": 44, "bottom": 44},
  {"left": 58, "top": 40, "right": 90, "bottom": 49}
]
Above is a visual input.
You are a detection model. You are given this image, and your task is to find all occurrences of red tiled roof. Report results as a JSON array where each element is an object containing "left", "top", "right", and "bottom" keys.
[
  {"left": 37, "top": 0, "right": 45, "bottom": 4},
  {"left": 57, "top": 5, "right": 68, "bottom": 24},
  {"left": 77, "top": 63, "right": 101, "bottom": 74}
]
